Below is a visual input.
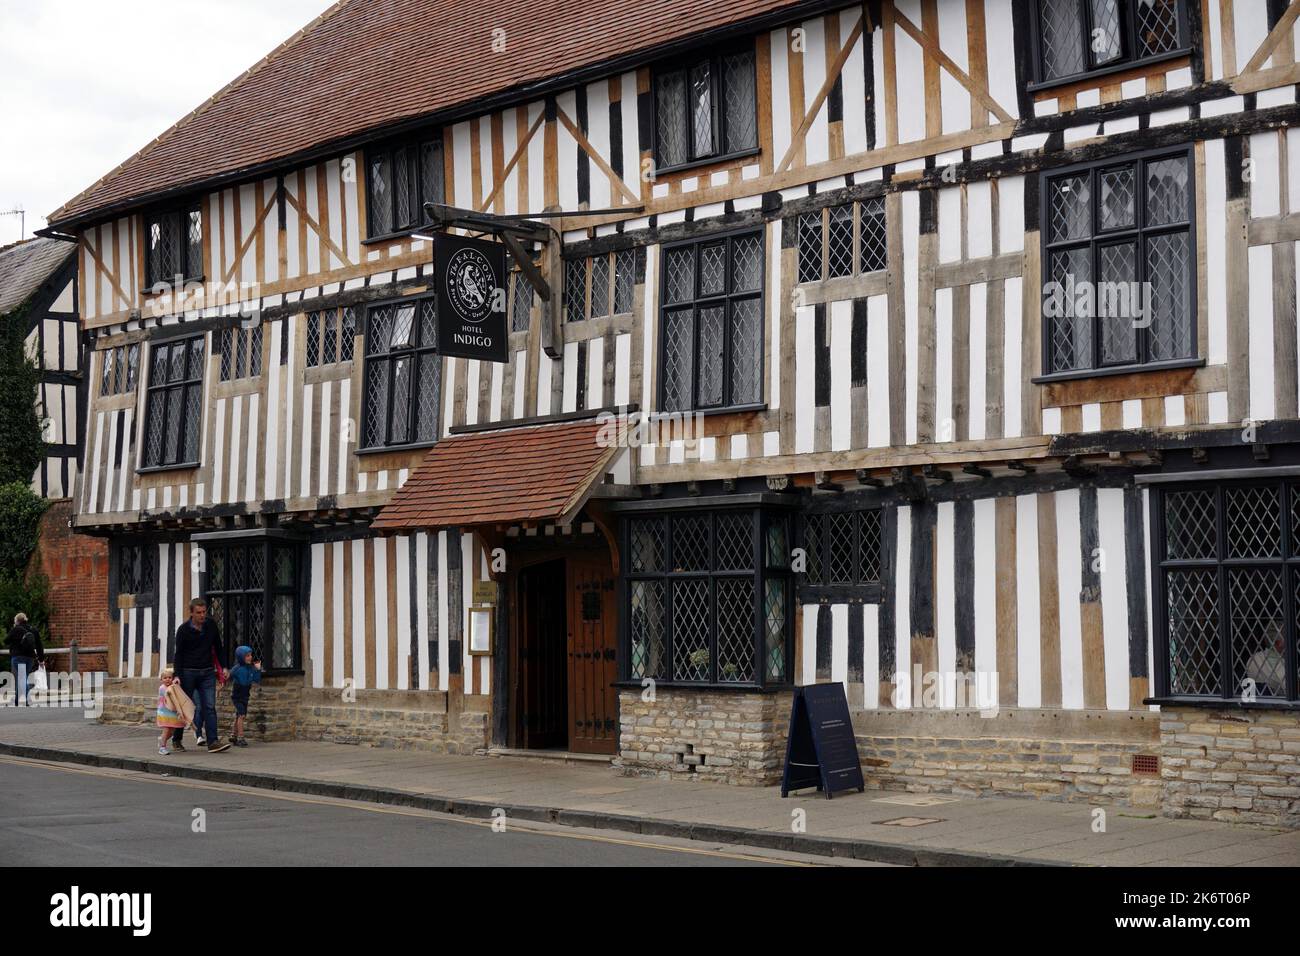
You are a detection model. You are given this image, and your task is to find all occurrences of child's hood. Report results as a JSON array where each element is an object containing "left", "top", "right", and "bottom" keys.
[{"left": 234, "top": 645, "right": 253, "bottom": 664}]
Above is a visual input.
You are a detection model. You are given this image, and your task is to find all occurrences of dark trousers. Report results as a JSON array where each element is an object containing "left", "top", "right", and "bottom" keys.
[
  {"left": 11, "top": 656, "right": 35, "bottom": 705},
  {"left": 180, "top": 667, "right": 218, "bottom": 745}
]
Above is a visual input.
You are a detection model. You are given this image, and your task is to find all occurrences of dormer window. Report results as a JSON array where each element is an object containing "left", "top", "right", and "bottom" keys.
[{"left": 144, "top": 202, "right": 203, "bottom": 289}]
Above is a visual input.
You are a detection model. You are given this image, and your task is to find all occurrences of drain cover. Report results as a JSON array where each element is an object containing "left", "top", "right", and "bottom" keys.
[
  {"left": 873, "top": 794, "right": 960, "bottom": 807},
  {"left": 876, "top": 816, "right": 944, "bottom": 827}
]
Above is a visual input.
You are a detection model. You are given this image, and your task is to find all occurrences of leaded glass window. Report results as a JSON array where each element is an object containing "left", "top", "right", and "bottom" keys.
[
  {"left": 659, "top": 230, "right": 764, "bottom": 411},
  {"left": 564, "top": 249, "right": 638, "bottom": 323},
  {"left": 365, "top": 133, "right": 444, "bottom": 239},
  {"left": 143, "top": 334, "right": 205, "bottom": 469},
  {"left": 795, "top": 197, "right": 887, "bottom": 284},
  {"left": 801, "top": 508, "right": 883, "bottom": 598},
  {"left": 1034, "top": 0, "right": 1186, "bottom": 84},
  {"left": 624, "top": 507, "right": 793, "bottom": 687},
  {"left": 145, "top": 203, "right": 204, "bottom": 288},
  {"left": 117, "top": 542, "right": 157, "bottom": 597},
  {"left": 653, "top": 47, "right": 758, "bottom": 170},
  {"left": 218, "top": 325, "right": 263, "bottom": 381},
  {"left": 1042, "top": 148, "right": 1194, "bottom": 375},
  {"left": 361, "top": 296, "right": 441, "bottom": 449},
  {"left": 99, "top": 344, "right": 140, "bottom": 396},
  {"left": 202, "top": 538, "right": 300, "bottom": 673},
  {"left": 1156, "top": 481, "right": 1300, "bottom": 702}
]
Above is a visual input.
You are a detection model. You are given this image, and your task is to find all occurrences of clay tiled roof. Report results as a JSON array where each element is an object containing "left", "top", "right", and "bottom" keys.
[
  {"left": 372, "top": 417, "right": 622, "bottom": 531},
  {"left": 49, "top": 0, "right": 810, "bottom": 229},
  {"left": 0, "top": 238, "right": 75, "bottom": 316}
]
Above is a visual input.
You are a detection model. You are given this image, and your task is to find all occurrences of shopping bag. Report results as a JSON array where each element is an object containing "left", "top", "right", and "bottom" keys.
[
  {"left": 165, "top": 682, "right": 195, "bottom": 725},
  {"left": 31, "top": 664, "right": 48, "bottom": 692}
]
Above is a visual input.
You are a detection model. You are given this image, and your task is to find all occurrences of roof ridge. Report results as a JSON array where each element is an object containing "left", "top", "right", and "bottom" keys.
[{"left": 46, "top": 0, "right": 356, "bottom": 223}]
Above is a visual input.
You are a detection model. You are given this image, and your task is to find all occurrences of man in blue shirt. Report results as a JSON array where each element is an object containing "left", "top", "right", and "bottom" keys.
[{"left": 173, "top": 598, "right": 230, "bottom": 753}]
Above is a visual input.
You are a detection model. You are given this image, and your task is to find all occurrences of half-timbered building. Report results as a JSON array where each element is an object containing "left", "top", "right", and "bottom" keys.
[{"left": 51, "top": 0, "right": 1300, "bottom": 825}]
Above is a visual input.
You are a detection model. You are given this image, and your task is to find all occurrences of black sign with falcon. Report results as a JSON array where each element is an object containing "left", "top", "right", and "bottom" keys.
[{"left": 434, "top": 232, "right": 508, "bottom": 363}]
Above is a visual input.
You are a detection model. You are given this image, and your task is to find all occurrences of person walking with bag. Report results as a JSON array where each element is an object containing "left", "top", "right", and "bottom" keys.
[
  {"left": 173, "top": 598, "right": 230, "bottom": 753},
  {"left": 6, "top": 613, "right": 44, "bottom": 706}
]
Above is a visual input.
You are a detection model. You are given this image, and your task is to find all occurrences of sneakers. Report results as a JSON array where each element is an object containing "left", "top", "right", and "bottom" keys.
[
  {"left": 195, "top": 736, "right": 206, "bottom": 747},
  {"left": 233, "top": 737, "right": 248, "bottom": 748},
  {"left": 207, "top": 741, "right": 231, "bottom": 753},
  {"left": 172, "top": 741, "right": 186, "bottom": 752},
  {"left": 158, "top": 747, "right": 170, "bottom": 756}
]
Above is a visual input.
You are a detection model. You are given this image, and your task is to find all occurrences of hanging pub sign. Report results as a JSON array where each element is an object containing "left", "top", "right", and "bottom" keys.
[
  {"left": 434, "top": 232, "right": 508, "bottom": 363},
  {"left": 780, "top": 683, "right": 866, "bottom": 799}
]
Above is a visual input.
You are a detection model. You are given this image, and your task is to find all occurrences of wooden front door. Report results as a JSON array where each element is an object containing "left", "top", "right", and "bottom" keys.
[{"left": 566, "top": 557, "right": 618, "bottom": 754}]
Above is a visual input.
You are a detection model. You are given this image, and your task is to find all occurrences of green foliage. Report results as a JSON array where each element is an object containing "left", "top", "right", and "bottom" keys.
[
  {"left": 0, "top": 303, "right": 47, "bottom": 488},
  {"left": 0, "top": 569, "right": 49, "bottom": 650},
  {"left": 0, "top": 481, "right": 47, "bottom": 574}
]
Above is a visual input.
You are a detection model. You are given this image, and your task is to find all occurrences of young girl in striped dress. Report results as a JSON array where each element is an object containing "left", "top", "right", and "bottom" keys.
[{"left": 157, "top": 668, "right": 187, "bottom": 755}]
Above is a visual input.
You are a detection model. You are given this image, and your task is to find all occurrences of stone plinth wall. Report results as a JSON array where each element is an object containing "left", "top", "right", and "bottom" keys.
[
  {"left": 1160, "top": 707, "right": 1300, "bottom": 827},
  {"left": 99, "top": 675, "right": 300, "bottom": 742},
  {"left": 615, "top": 688, "right": 793, "bottom": 785},
  {"left": 296, "top": 687, "right": 489, "bottom": 754}
]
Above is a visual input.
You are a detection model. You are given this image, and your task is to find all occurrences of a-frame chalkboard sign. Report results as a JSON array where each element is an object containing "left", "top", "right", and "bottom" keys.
[{"left": 780, "top": 683, "right": 866, "bottom": 799}]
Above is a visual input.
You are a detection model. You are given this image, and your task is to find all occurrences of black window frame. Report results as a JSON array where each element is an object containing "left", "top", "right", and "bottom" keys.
[
  {"left": 1037, "top": 144, "right": 1198, "bottom": 380},
  {"left": 621, "top": 505, "right": 795, "bottom": 690},
  {"left": 1152, "top": 479, "right": 1300, "bottom": 705},
  {"left": 564, "top": 248, "right": 637, "bottom": 323},
  {"left": 657, "top": 227, "right": 766, "bottom": 413},
  {"left": 358, "top": 294, "right": 442, "bottom": 453},
  {"left": 1028, "top": 0, "right": 1191, "bottom": 90},
  {"left": 795, "top": 196, "right": 888, "bottom": 284},
  {"left": 200, "top": 537, "right": 302, "bottom": 675},
  {"left": 799, "top": 505, "right": 885, "bottom": 604},
  {"left": 364, "top": 131, "right": 445, "bottom": 242},
  {"left": 99, "top": 343, "right": 140, "bottom": 397},
  {"left": 306, "top": 306, "right": 358, "bottom": 368},
  {"left": 144, "top": 202, "right": 204, "bottom": 289},
  {"left": 651, "top": 43, "right": 760, "bottom": 175},
  {"left": 117, "top": 542, "right": 157, "bottom": 602},
  {"left": 140, "top": 333, "right": 206, "bottom": 472}
]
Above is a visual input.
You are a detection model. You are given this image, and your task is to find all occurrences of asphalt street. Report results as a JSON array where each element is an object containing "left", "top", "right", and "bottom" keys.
[{"left": 0, "top": 756, "right": 861, "bottom": 866}]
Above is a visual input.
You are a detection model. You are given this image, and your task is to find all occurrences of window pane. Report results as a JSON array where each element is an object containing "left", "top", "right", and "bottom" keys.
[
  {"left": 323, "top": 311, "right": 337, "bottom": 365},
  {"left": 151, "top": 344, "right": 169, "bottom": 387},
  {"left": 169, "top": 344, "right": 186, "bottom": 383},
  {"left": 860, "top": 198, "right": 887, "bottom": 273},
  {"left": 1097, "top": 241, "right": 1138, "bottom": 365},
  {"left": 764, "top": 579, "right": 787, "bottom": 681},
  {"left": 699, "top": 243, "right": 725, "bottom": 297},
  {"left": 696, "top": 305, "right": 725, "bottom": 407},
  {"left": 1225, "top": 486, "right": 1281, "bottom": 559},
  {"left": 798, "top": 212, "right": 822, "bottom": 283},
  {"left": 234, "top": 325, "right": 247, "bottom": 378},
  {"left": 414, "top": 352, "right": 440, "bottom": 443},
  {"left": 126, "top": 344, "right": 140, "bottom": 391},
  {"left": 722, "top": 49, "right": 757, "bottom": 153},
  {"left": 729, "top": 298, "right": 762, "bottom": 406},
  {"left": 766, "top": 517, "right": 789, "bottom": 569},
  {"left": 364, "top": 359, "right": 390, "bottom": 447},
  {"left": 183, "top": 384, "right": 202, "bottom": 462},
  {"left": 1099, "top": 165, "right": 1136, "bottom": 230},
  {"left": 716, "top": 578, "right": 756, "bottom": 682},
  {"left": 1166, "top": 569, "right": 1222, "bottom": 696},
  {"left": 1089, "top": 0, "right": 1123, "bottom": 66},
  {"left": 113, "top": 348, "right": 126, "bottom": 396},
  {"left": 367, "top": 305, "right": 393, "bottom": 356},
  {"left": 1165, "top": 488, "right": 1217, "bottom": 560},
  {"left": 394, "top": 146, "right": 412, "bottom": 229},
  {"left": 511, "top": 272, "right": 534, "bottom": 331},
  {"left": 671, "top": 514, "right": 710, "bottom": 572},
  {"left": 418, "top": 298, "right": 437, "bottom": 349},
  {"left": 860, "top": 512, "right": 883, "bottom": 584},
  {"left": 1039, "top": 0, "right": 1085, "bottom": 80},
  {"left": 188, "top": 337, "right": 205, "bottom": 381},
  {"left": 565, "top": 258, "right": 587, "bottom": 323},
  {"left": 1048, "top": 173, "right": 1091, "bottom": 241},
  {"left": 828, "top": 512, "right": 857, "bottom": 585},
  {"left": 655, "top": 69, "right": 687, "bottom": 168},
  {"left": 389, "top": 356, "right": 412, "bottom": 444},
  {"left": 306, "top": 312, "right": 320, "bottom": 367},
  {"left": 341, "top": 307, "right": 358, "bottom": 361},
  {"left": 420, "top": 140, "right": 443, "bottom": 216},
  {"left": 100, "top": 349, "right": 114, "bottom": 396},
  {"left": 209, "top": 549, "right": 225, "bottom": 590},
  {"left": 804, "top": 513, "right": 825, "bottom": 584},
  {"left": 664, "top": 247, "right": 695, "bottom": 303},
  {"left": 661, "top": 308, "right": 694, "bottom": 411},
  {"left": 715, "top": 512, "right": 754, "bottom": 571},
  {"left": 1136, "top": 0, "right": 1181, "bottom": 56},
  {"left": 230, "top": 546, "right": 247, "bottom": 589},
  {"left": 164, "top": 388, "right": 183, "bottom": 463},
  {"left": 187, "top": 208, "right": 204, "bottom": 277},
  {"left": 731, "top": 234, "right": 762, "bottom": 292},
  {"left": 671, "top": 578, "right": 711, "bottom": 681},
  {"left": 630, "top": 519, "right": 665, "bottom": 572},
  {"left": 613, "top": 250, "right": 635, "bottom": 314},
  {"left": 690, "top": 60, "right": 713, "bottom": 157},
  {"left": 220, "top": 328, "right": 234, "bottom": 380},
  {"left": 369, "top": 153, "right": 392, "bottom": 236},
  {"left": 1228, "top": 567, "right": 1284, "bottom": 697},
  {"left": 1145, "top": 231, "right": 1192, "bottom": 362},
  {"left": 590, "top": 254, "right": 610, "bottom": 317},
  {"left": 1145, "top": 156, "right": 1189, "bottom": 226},
  {"left": 144, "top": 391, "right": 166, "bottom": 466},
  {"left": 629, "top": 580, "right": 666, "bottom": 680},
  {"left": 1047, "top": 247, "right": 1093, "bottom": 372},
  {"left": 272, "top": 595, "right": 295, "bottom": 671},
  {"left": 390, "top": 304, "right": 415, "bottom": 350},
  {"left": 827, "top": 204, "right": 853, "bottom": 278},
  {"left": 249, "top": 327, "right": 262, "bottom": 376}
]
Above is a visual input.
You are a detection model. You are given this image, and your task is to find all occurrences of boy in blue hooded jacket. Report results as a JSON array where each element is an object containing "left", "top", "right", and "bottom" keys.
[{"left": 228, "top": 645, "right": 262, "bottom": 747}]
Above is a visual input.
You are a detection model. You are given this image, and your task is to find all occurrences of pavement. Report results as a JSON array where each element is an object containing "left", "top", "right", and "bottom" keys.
[{"left": 2, "top": 707, "right": 1298, "bottom": 867}]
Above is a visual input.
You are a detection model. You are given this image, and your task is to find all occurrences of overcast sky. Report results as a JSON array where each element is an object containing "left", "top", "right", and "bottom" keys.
[{"left": 0, "top": 0, "right": 335, "bottom": 246}]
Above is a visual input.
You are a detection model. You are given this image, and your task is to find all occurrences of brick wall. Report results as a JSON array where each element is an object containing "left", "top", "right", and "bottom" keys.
[
  {"left": 31, "top": 500, "right": 109, "bottom": 672},
  {"left": 1160, "top": 707, "right": 1300, "bottom": 827},
  {"left": 616, "top": 688, "right": 793, "bottom": 786}
]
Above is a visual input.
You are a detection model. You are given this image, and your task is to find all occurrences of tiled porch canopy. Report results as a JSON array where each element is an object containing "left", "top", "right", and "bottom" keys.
[{"left": 371, "top": 417, "right": 623, "bottom": 532}]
